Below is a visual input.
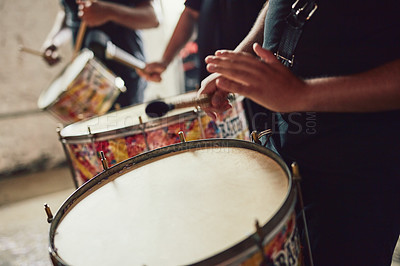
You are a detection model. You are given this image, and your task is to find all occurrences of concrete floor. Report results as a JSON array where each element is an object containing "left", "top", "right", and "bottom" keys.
[
  {"left": 0, "top": 167, "right": 75, "bottom": 266},
  {"left": 0, "top": 167, "right": 399, "bottom": 266}
]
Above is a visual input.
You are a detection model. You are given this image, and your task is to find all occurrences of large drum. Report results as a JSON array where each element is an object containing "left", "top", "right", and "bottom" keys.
[
  {"left": 48, "top": 139, "right": 301, "bottom": 265},
  {"left": 59, "top": 92, "right": 250, "bottom": 187},
  {"left": 38, "top": 49, "right": 125, "bottom": 125}
]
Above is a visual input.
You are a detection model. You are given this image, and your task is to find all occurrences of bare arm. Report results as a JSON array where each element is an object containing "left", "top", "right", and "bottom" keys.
[
  {"left": 159, "top": 6, "right": 199, "bottom": 67},
  {"left": 205, "top": 44, "right": 400, "bottom": 113},
  {"left": 138, "top": 6, "right": 199, "bottom": 82},
  {"left": 303, "top": 59, "right": 400, "bottom": 112},
  {"left": 197, "top": 1, "right": 269, "bottom": 117},
  {"left": 41, "top": 10, "right": 72, "bottom": 65},
  {"left": 78, "top": 0, "right": 159, "bottom": 29}
]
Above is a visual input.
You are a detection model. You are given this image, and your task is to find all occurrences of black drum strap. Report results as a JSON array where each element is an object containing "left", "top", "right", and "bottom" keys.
[{"left": 275, "top": 0, "right": 318, "bottom": 68}]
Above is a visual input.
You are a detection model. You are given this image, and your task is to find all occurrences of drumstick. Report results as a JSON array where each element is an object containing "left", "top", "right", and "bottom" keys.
[
  {"left": 19, "top": 45, "right": 62, "bottom": 61},
  {"left": 105, "top": 41, "right": 146, "bottom": 71},
  {"left": 145, "top": 94, "right": 235, "bottom": 118},
  {"left": 74, "top": 21, "right": 87, "bottom": 57},
  {"left": 19, "top": 46, "right": 43, "bottom": 57}
]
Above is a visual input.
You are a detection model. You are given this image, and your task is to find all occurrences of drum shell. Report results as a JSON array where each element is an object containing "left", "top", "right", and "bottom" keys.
[
  {"left": 49, "top": 139, "right": 301, "bottom": 265},
  {"left": 59, "top": 93, "right": 250, "bottom": 187},
  {"left": 38, "top": 49, "right": 124, "bottom": 125}
]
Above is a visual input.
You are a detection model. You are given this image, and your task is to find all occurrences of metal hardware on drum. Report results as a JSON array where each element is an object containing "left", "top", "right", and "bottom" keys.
[
  {"left": 47, "top": 139, "right": 300, "bottom": 265},
  {"left": 292, "top": 162, "right": 314, "bottom": 266},
  {"left": 138, "top": 116, "right": 150, "bottom": 151},
  {"left": 178, "top": 131, "right": 186, "bottom": 143},
  {"left": 251, "top": 129, "right": 272, "bottom": 147},
  {"left": 99, "top": 151, "right": 109, "bottom": 171},
  {"left": 58, "top": 92, "right": 250, "bottom": 187},
  {"left": 44, "top": 204, "right": 54, "bottom": 223}
]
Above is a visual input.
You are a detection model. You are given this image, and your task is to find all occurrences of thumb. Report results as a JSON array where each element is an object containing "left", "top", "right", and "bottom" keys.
[{"left": 253, "top": 43, "right": 276, "bottom": 64}]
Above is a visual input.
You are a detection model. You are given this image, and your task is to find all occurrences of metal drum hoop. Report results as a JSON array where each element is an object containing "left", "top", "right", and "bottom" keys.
[
  {"left": 48, "top": 138, "right": 296, "bottom": 266},
  {"left": 59, "top": 109, "right": 202, "bottom": 144}
]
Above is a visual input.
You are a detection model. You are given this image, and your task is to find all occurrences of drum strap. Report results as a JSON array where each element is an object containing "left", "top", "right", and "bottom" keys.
[{"left": 275, "top": 0, "right": 318, "bottom": 68}]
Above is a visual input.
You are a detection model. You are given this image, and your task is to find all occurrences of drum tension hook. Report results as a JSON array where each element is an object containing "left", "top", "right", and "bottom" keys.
[
  {"left": 178, "top": 131, "right": 186, "bottom": 143},
  {"left": 44, "top": 203, "right": 53, "bottom": 223},
  {"left": 251, "top": 129, "right": 272, "bottom": 147},
  {"left": 99, "top": 151, "right": 109, "bottom": 171}
]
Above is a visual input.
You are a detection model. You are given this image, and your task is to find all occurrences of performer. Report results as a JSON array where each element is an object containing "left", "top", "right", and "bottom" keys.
[
  {"left": 200, "top": 1, "right": 400, "bottom": 265},
  {"left": 138, "top": 0, "right": 264, "bottom": 84},
  {"left": 137, "top": 0, "right": 267, "bottom": 131},
  {"left": 41, "top": 0, "right": 160, "bottom": 107}
]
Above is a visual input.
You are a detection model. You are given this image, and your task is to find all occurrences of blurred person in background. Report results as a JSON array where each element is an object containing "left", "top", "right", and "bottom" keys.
[{"left": 42, "top": 0, "right": 160, "bottom": 107}]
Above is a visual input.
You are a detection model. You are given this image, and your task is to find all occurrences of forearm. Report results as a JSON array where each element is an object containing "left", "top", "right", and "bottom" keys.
[
  {"left": 234, "top": 1, "right": 268, "bottom": 54},
  {"left": 302, "top": 59, "right": 400, "bottom": 112},
  {"left": 161, "top": 7, "right": 199, "bottom": 66},
  {"left": 105, "top": 1, "right": 159, "bottom": 30}
]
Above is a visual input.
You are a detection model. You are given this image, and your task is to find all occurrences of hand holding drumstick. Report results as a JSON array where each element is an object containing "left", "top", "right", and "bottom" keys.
[{"left": 19, "top": 45, "right": 62, "bottom": 66}]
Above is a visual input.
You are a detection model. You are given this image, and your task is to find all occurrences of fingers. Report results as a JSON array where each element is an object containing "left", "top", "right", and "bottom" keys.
[
  {"left": 252, "top": 43, "right": 277, "bottom": 63},
  {"left": 216, "top": 77, "right": 248, "bottom": 96},
  {"left": 198, "top": 73, "right": 220, "bottom": 96}
]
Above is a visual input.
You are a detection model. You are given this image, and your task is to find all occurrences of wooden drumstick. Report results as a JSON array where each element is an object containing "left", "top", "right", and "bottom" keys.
[
  {"left": 19, "top": 45, "right": 62, "bottom": 62},
  {"left": 74, "top": 21, "right": 87, "bottom": 57},
  {"left": 145, "top": 94, "right": 235, "bottom": 118},
  {"left": 19, "top": 46, "right": 43, "bottom": 57}
]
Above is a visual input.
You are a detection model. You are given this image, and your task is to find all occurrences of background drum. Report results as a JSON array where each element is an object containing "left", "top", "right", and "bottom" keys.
[
  {"left": 59, "top": 92, "right": 250, "bottom": 187},
  {"left": 38, "top": 49, "right": 125, "bottom": 125},
  {"left": 48, "top": 139, "right": 300, "bottom": 265}
]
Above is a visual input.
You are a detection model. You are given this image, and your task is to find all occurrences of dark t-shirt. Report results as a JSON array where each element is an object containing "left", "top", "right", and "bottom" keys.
[
  {"left": 62, "top": 0, "right": 145, "bottom": 61},
  {"left": 61, "top": 0, "right": 147, "bottom": 106},
  {"left": 264, "top": 0, "right": 400, "bottom": 186},
  {"left": 185, "top": 0, "right": 265, "bottom": 80}
]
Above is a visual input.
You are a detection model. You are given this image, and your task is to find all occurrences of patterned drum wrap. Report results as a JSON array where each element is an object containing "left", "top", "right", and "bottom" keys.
[
  {"left": 38, "top": 49, "right": 124, "bottom": 125},
  {"left": 60, "top": 92, "right": 250, "bottom": 187},
  {"left": 241, "top": 212, "right": 302, "bottom": 266}
]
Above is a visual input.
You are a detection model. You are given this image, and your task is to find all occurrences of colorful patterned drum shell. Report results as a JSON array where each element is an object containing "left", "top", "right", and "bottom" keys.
[
  {"left": 59, "top": 92, "right": 250, "bottom": 187},
  {"left": 38, "top": 49, "right": 125, "bottom": 125},
  {"left": 49, "top": 139, "right": 301, "bottom": 266}
]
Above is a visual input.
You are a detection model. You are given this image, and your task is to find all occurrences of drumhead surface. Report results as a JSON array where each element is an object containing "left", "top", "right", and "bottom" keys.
[
  {"left": 53, "top": 145, "right": 289, "bottom": 265},
  {"left": 60, "top": 92, "right": 201, "bottom": 137},
  {"left": 38, "top": 50, "right": 93, "bottom": 109}
]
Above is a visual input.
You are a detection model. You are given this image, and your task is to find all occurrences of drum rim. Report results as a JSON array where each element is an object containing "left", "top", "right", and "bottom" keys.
[
  {"left": 59, "top": 109, "right": 204, "bottom": 143},
  {"left": 48, "top": 139, "right": 295, "bottom": 265}
]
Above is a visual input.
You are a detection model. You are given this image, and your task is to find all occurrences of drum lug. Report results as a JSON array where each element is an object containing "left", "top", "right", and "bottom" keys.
[
  {"left": 178, "top": 131, "right": 186, "bottom": 143},
  {"left": 44, "top": 203, "right": 53, "bottom": 223},
  {"left": 251, "top": 129, "right": 272, "bottom": 147},
  {"left": 99, "top": 151, "right": 109, "bottom": 171},
  {"left": 291, "top": 162, "right": 315, "bottom": 266}
]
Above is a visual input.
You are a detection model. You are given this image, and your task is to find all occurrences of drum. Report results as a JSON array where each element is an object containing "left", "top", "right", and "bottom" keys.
[
  {"left": 38, "top": 49, "right": 125, "bottom": 125},
  {"left": 59, "top": 92, "right": 250, "bottom": 187},
  {"left": 48, "top": 139, "right": 301, "bottom": 265}
]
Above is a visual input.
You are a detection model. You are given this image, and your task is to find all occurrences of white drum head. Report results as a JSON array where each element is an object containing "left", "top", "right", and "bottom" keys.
[{"left": 53, "top": 145, "right": 289, "bottom": 265}]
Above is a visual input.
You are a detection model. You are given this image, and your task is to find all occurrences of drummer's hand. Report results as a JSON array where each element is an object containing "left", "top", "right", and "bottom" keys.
[
  {"left": 137, "top": 62, "right": 167, "bottom": 82},
  {"left": 197, "top": 73, "right": 232, "bottom": 120},
  {"left": 42, "top": 44, "right": 61, "bottom": 66},
  {"left": 77, "top": 0, "right": 110, "bottom": 27},
  {"left": 205, "top": 43, "right": 307, "bottom": 112}
]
